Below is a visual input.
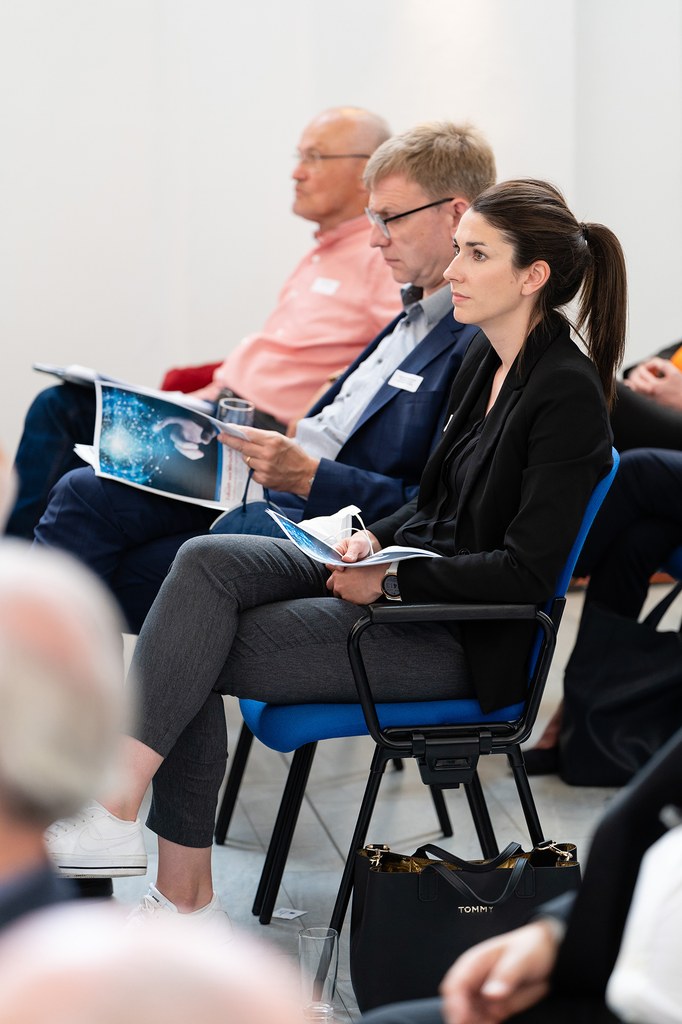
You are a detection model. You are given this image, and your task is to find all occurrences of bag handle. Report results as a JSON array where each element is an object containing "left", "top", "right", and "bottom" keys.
[
  {"left": 419, "top": 857, "right": 529, "bottom": 906},
  {"left": 642, "top": 580, "right": 682, "bottom": 631},
  {"left": 414, "top": 842, "right": 523, "bottom": 873},
  {"left": 238, "top": 469, "right": 278, "bottom": 513}
]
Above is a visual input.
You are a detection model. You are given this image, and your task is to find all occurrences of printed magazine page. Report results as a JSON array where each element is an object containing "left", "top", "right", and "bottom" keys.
[
  {"left": 33, "top": 362, "right": 214, "bottom": 415},
  {"left": 89, "top": 381, "right": 263, "bottom": 511},
  {"left": 266, "top": 509, "right": 442, "bottom": 567}
]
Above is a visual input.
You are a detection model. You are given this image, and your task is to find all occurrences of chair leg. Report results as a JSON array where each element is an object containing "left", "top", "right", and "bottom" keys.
[
  {"left": 429, "top": 785, "right": 453, "bottom": 838},
  {"left": 214, "top": 722, "right": 255, "bottom": 845},
  {"left": 329, "top": 745, "right": 393, "bottom": 935},
  {"left": 252, "top": 742, "right": 318, "bottom": 925},
  {"left": 507, "top": 748, "right": 545, "bottom": 846},
  {"left": 464, "top": 771, "right": 499, "bottom": 858}
]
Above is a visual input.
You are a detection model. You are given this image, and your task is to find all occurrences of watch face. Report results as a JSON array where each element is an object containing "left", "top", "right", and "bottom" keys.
[{"left": 382, "top": 573, "right": 401, "bottom": 598}]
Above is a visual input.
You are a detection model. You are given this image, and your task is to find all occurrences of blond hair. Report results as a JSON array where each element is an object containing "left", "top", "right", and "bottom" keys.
[{"left": 364, "top": 121, "right": 496, "bottom": 202}]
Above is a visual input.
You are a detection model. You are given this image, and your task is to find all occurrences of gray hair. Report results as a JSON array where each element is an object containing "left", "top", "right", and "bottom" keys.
[{"left": 0, "top": 542, "right": 128, "bottom": 823}]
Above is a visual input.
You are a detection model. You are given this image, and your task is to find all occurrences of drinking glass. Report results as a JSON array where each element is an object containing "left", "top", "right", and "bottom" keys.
[
  {"left": 217, "top": 397, "right": 255, "bottom": 427},
  {"left": 299, "top": 927, "right": 338, "bottom": 1021}
]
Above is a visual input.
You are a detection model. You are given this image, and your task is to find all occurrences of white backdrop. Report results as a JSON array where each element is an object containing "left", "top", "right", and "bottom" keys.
[{"left": 2, "top": 0, "right": 681, "bottom": 455}]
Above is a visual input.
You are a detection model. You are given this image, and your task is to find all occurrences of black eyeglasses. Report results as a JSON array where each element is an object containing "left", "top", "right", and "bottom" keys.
[
  {"left": 294, "top": 149, "right": 371, "bottom": 166},
  {"left": 365, "top": 197, "right": 454, "bottom": 239}
]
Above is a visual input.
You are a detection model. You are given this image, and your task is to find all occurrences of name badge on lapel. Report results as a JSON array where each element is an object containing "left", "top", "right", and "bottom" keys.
[
  {"left": 311, "top": 277, "right": 340, "bottom": 296},
  {"left": 388, "top": 370, "right": 423, "bottom": 393}
]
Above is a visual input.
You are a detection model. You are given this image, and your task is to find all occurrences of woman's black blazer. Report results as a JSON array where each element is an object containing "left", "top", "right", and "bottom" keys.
[{"left": 371, "top": 315, "right": 613, "bottom": 712}]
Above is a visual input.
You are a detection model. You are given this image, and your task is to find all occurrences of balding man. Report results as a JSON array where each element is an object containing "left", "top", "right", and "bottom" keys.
[
  {"left": 7, "top": 106, "right": 400, "bottom": 538},
  {"left": 0, "top": 542, "right": 125, "bottom": 929}
]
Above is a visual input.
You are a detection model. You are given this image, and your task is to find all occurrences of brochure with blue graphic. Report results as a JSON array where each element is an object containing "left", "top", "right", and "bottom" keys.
[
  {"left": 265, "top": 508, "right": 441, "bottom": 567},
  {"left": 73, "top": 381, "right": 261, "bottom": 512}
]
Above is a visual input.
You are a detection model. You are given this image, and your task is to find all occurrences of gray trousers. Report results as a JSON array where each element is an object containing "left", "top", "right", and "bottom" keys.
[{"left": 131, "top": 534, "right": 472, "bottom": 847}]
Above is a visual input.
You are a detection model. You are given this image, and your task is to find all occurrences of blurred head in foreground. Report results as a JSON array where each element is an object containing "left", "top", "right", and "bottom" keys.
[
  {"left": 0, "top": 903, "right": 304, "bottom": 1024},
  {"left": 0, "top": 541, "right": 126, "bottom": 831}
]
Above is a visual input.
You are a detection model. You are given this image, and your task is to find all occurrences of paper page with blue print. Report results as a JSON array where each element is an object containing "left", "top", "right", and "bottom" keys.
[
  {"left": 32, "top": 362, "right": 214, "bottom": 415},
  {"left": 85, "top": 381, "right": 263, "bottom": 511},
  {"left": 266, "top": 508, "right": 441, "bottom": 567}
]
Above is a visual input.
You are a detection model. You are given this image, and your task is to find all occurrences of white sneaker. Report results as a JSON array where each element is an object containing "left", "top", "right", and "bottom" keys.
[
  {"left": 45, "top": 801, "right": 148, "bottom": 878},
  {"left": 128, "top": 883, "right": 232, "bottom": 938}
]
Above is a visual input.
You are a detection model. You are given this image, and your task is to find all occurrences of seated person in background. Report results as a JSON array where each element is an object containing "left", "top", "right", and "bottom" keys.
[
  {"left": 32, "top": 121, "right": 497, "bottom": 632},
  {"left": 0, "top": 542, "right": 125, "bottom": 930},
  {"left": 6, "top": 105, "right": 400, "bottom": 539},
  {"left": 359, "top": 726, "right": 682, "bottom": 1024},
  {"left": 46, "top": 179, "right": 625, "bottom": 924},
  {"left": 611, "top": 339, "right": 682, "bottom": 451},
  {"left": 523, "top": 446, "right": 682, "bottom": 773}
]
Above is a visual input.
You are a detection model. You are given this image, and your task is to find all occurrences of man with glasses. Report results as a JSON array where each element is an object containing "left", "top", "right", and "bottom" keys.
[
  {"left": 7, "top": 107, "right": 400, "bottom": 539},
  {"left": 31, "top": 122, "right": 496, "bottom": 638}
]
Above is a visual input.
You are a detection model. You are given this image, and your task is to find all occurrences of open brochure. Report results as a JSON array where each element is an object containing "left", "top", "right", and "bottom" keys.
[
  {"left": 76, "top": 380, "right": 264, "bottom": 512},
  {"left": 266, "top": 508, "right": 442, "bottom": 567},
  {"left": 32, "top": 362, "right": 214, "bottom": 415}
]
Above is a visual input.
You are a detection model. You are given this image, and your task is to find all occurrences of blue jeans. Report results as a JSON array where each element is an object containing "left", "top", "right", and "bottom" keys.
[{"left": 132, "top": 533, "right": 471, "bottom": 847}]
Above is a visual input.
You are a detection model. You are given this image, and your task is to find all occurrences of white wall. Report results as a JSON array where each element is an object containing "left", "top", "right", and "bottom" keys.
[{"left": 1, "top": 0, "right": 680, "bottom": 456}]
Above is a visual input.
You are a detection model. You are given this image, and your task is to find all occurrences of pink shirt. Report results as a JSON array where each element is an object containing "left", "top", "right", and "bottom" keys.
[{"left": 211, "top": 216, "right": 401, "bottom": 424}]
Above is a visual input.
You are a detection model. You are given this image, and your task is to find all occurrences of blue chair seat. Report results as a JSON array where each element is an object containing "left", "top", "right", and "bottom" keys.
[{"left": 239, "top": 697, "right": 526, "bottom": 754}]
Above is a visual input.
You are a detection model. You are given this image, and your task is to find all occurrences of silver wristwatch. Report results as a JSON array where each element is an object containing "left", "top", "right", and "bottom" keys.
[{"left": 381, "top": 560, "right": 401, "bottom": 602}]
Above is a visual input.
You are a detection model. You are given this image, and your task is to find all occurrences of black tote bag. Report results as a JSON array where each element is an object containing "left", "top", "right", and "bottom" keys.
[
  {"left": 350, "top": 841, "right": 580, "bottom": 1012},
  {"left": 560, "top": 583, "right": 682, "bottom": 787}
]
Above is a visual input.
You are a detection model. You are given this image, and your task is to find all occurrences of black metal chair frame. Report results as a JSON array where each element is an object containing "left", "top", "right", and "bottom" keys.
[{"left": 219, "top": 595, "right": 559, "bottom": 929}]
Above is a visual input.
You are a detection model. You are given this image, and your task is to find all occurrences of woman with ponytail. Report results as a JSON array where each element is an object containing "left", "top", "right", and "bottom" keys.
[{"left": 46, "top": 179, "right": 625, "bottom": 923}]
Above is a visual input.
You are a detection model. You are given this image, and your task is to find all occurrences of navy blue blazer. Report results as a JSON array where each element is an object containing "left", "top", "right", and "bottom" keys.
[{"left": 270, "top": 310, "right": 480, "bottom": 523}]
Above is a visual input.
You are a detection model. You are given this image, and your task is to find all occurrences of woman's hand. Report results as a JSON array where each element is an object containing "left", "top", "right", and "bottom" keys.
[
  {"left": 325, "top": 562, "right": 385, "bottom": 605},
  {"left": 325, "top": 531, "right": 383, "bottom": 605},
  {"left": 332, "top": 532, "right": 379, "bottom": 563}
]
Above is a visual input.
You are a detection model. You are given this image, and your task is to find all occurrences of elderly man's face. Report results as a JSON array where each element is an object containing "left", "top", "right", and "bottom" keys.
[
  {"left": 292, "top": 114, "right": 369, "bottom": 232},
  {"left": 367, "top": 174, "right": 461, "bottom": 296}
]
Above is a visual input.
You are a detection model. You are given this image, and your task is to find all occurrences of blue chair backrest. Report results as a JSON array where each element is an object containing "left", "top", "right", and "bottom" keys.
[{"left": 552, "top": 447, "right": 620, "bottom": 599}]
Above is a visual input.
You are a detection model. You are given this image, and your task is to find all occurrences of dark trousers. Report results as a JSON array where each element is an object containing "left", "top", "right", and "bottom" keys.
[
  {"left": 360, "top": 995, "right": 621, "bottom": 1024},
  {"left": 575, "top": 448, "right": 682, "bottom": 618},
  {"left": 6, "top": 384, "right": 96, "bottom": 539}
]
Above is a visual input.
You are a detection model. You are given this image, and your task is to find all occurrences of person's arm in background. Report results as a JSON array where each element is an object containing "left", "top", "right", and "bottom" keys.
[
  {"left": 623, "top": 356, "right": 682, "bottom": 410},
  {"left": 439, "top": 917, "right": 567, "bottom": 1024},
  {"left": 622, "top": 340, "right": 682, "bottom": 410}
]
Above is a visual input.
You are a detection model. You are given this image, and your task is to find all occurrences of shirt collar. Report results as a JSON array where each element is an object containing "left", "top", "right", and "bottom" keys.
[{"left": 415, "top": 284, "right": 453, "bottom": 327}]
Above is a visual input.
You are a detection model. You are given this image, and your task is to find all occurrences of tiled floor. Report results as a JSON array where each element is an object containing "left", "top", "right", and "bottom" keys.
[{"left": 116, "top": 585, "right": 674, "bottom": 1021}]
